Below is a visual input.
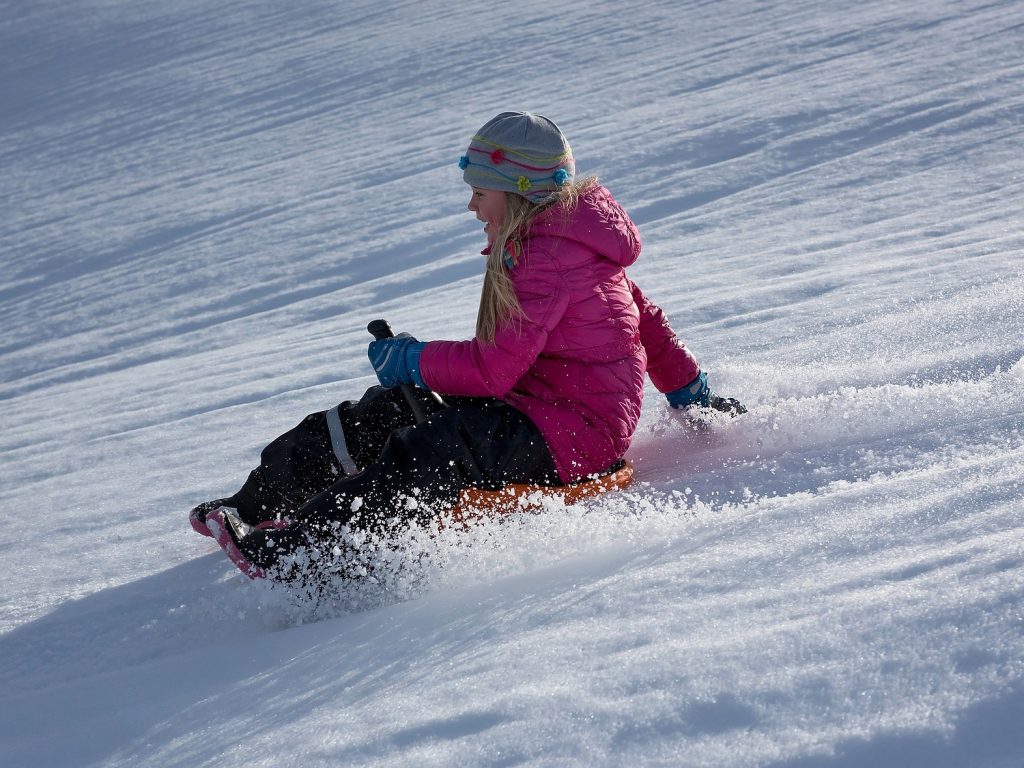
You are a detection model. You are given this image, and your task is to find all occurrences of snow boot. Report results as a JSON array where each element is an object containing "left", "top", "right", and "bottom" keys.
[
  {"left": 189, "top": 498, "right": 233, "bottom": 538},
  {"left": 189, "top": 489, "right": 294, "bottom": 538},
  {"left": 206, "top": 508, "right": 316, "bottom": 581},
  {"left": 206, "top": 508, "right": 267, "bottom": 579}
]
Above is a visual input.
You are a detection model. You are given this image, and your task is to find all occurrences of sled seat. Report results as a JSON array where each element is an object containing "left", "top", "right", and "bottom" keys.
[{"left": 448, "top": 459, "right": 634, "bottom": 525}]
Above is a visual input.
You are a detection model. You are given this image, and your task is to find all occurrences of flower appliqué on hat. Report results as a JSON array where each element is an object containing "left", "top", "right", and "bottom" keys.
[
  {"left": 490, "top": 149, "right": 505, "bottom": 164},
  {"left": 517, "top": 176, "right": 531, "bottom": 192},
  {"left": 553, "top": 168, "right": 570, "bottom": 185},
  {"left": 458, "top": 156, "right": 469, "bottom": 170}
]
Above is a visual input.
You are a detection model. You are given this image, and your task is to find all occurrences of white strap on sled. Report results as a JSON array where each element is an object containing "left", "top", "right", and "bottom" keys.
[{"left": 326, "top": 406, "right": 359, "bottom": 476}]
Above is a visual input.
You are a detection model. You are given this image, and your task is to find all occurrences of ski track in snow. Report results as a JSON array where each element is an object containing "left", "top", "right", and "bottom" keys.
[{"left": 2, "top": 0, "right": 1023, "bottom": 766}]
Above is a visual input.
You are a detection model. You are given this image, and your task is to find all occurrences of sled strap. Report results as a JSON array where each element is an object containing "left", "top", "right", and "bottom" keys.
[{"left": 326, "top": 405, "right": 359, "bottom": 476}]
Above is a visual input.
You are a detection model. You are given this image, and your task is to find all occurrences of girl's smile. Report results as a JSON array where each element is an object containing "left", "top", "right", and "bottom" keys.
[{"left": 467, "top": 186, "right": 506, "bottom": 244}]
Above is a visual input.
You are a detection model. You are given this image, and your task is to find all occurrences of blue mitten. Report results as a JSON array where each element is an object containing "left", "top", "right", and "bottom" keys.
[
  {"left": 368, "top": 334, "right": 427, "bottom": 389},
  {"left": 665, "top": 371, "right": 711, "bottom": 408},
  {"left": 666, "top": 371, "right": 747, "bottom": 415}
]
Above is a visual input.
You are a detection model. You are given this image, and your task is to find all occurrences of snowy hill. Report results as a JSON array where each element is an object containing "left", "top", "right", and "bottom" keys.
[{"left": 2, "top": 0, "right": 1023, "bottom": 765}]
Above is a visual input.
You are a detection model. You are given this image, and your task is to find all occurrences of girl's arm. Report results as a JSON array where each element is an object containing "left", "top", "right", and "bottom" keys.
[
  {"left": 628, "top": 278, "right": 701, "bottom": 393},
  {"left": 419, "top": 268, "right": 570, "bottom": 397}
]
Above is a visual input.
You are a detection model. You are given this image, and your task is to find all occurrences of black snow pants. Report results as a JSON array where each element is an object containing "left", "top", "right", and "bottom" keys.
[{"left": 225, "top": 386, "right": 560, "bottom": 572}]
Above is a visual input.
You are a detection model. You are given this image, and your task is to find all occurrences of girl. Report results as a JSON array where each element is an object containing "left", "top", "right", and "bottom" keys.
[{"left": 191, "top": 111, "right": 744, "bottom": 582}]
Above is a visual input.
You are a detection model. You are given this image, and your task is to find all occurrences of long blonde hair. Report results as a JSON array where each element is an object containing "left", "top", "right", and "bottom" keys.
[{"left": 476, "top": 177, "right": 597, "bottom": 342}]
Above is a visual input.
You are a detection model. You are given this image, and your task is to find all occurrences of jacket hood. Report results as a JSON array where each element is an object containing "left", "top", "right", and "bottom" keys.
[{"left": 528, "top": 184, "right": 641, "bottom": 267}]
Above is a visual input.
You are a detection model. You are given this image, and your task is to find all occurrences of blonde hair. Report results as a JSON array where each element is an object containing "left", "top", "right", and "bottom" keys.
[{"left": 476, "top": 177, "right": 598, "bottom": 342}]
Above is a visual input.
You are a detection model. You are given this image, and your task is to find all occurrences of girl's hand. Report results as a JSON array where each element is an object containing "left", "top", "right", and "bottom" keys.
[
  {"left": 665, "top": 372, "right": 746, "bottom": 415},
  {"left": 368, "top": 334, "right": 427, "bottom": 389}
]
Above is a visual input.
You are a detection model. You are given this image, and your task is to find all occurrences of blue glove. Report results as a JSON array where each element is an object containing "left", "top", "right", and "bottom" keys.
[
  {"left": 666, "top": 371, "right": 711, "bottom": 408},
  {"left": 666, "top": 371, "right": 747, "bottom": 415},
  {"left": 368, "top": 334, "right": 427, "bottom": 389}
]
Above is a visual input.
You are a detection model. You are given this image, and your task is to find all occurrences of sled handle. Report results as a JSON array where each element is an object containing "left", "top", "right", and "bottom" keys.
[
  {"left": 367, "top": 319, "right": 443, "bottom": 423},
  {"left": 367, "top": 318, "right": 398, "bottom": 342}
]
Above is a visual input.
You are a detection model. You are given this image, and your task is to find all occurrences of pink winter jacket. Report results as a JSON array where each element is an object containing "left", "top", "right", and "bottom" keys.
[{"left": 419, "top": 185, "right": 700, "bottom": 482}]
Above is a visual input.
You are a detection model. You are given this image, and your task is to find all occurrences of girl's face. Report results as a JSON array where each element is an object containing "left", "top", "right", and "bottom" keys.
[{"left": 467, "top": 187, "right": 507, "bottom": 245}]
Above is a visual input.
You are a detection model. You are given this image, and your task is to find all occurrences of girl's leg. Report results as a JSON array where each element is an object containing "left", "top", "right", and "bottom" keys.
[
  {"left": 192, "top": 386, "right": 422, "bottom": 531},
  {"left": 235, "top": 400, "right": 557, "bottom": 576},
  {"left": 234, "top": 386, "right": 422, "bottom": 521},
  {"left": 299, "top": 399, "right": 558, "bottom": 532}
]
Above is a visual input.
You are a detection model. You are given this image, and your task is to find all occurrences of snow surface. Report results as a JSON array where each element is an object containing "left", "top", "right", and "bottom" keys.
[{"left": 2, "top": 0, "right": 1023, "bottom": 765}]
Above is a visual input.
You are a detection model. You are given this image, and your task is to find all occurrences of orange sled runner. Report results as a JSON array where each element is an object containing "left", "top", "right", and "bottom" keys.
[{"left": 449, "top": 459, "right": 634, "bottom": 525}]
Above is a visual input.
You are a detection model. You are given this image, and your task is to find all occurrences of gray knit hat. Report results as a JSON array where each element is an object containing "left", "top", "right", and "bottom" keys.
[{"left": 459, "top": 111, "right": 575, "bottom": 203}]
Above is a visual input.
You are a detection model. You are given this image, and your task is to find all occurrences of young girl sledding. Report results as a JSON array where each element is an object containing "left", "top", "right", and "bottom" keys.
[{"left": 190, "top": 111, "right": 745, "bottom": 583}]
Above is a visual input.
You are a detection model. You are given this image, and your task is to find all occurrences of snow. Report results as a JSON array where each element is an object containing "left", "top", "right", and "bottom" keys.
[{"left": 2, "top": 0, "right": 1023, "bottom": 765}]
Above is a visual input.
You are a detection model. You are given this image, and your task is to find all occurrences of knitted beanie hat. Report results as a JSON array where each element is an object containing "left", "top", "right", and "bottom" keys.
[{"left": 459, "top": 111, "right": 575, "bottom": 203}]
